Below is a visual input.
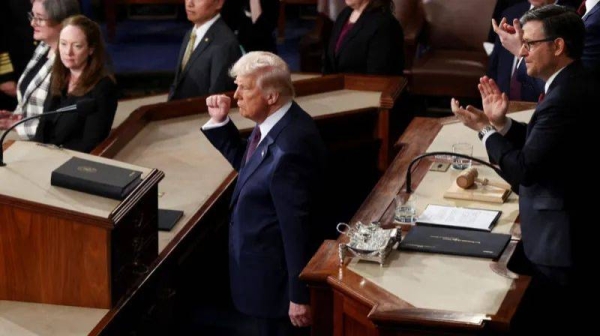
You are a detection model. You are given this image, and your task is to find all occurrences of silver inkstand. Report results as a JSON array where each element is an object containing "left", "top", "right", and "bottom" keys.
[{"left": 337, "top": 221, "right": 401, "bottom": 265}]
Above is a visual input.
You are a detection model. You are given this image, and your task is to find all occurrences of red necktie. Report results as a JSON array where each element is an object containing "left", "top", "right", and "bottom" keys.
[
  {"left": 509, "top": 61, "right": 523, "bottom": 100},
  {"left": 578, "top": 1, "right": 586, "bottom": 16},
  {"left": 245, "top": 126, "right": 261, "bottom": 163},
  {"left": 538, "top": 92, "right": 545, "bottom": 102}
]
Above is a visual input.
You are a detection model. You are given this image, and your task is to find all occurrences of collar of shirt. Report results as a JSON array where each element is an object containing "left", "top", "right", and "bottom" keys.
[
  {"left": 257, "top": 101, "right": 293, "bottom": 144},
  {"left": 192, "top": 14, "right": 220, "bottom": 50},
  {"left": 585, "top": 0, "right": 600, "bottom": 16},
  {"left": 544, "top": 65, "right": 567, "bottom": 93}
]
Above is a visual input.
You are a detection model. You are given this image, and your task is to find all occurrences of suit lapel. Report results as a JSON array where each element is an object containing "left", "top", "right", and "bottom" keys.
[
  {"left": 335, "top": 10, "right": 368, "bottom": 58},
  {"left": 329, "top": 9, "right": 350, "bottom": 57},
  {"left": 174, "top": 29, "right": 192, "bottom": 81},
  {"left": 178, "top": 21, "right": 219, "bottom": 81},
  {"left": 230, "top": 105, "right": 297, "bottom": 206},
  {"left": 584, "top": 3, "right": 600, "bottom": 21},
  {"left": 528, "top": 63, "right": 576, "bottom": 134}
]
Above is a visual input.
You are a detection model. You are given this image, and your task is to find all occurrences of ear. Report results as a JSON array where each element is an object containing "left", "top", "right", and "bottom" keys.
[
  {"left": 266, "top": 91, "right": 280, "bottom": 105},
  {"left": 89, "top": 47, "right": 94, "bottom": 56},
  {"left": 554, "top": 38, "right": 566, "bottom": 56}
]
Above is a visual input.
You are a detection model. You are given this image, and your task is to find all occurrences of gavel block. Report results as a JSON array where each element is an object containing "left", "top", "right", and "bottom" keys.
[
  {"left": 456, "top": 167, "right": 511, "bottom": 190},
  {"left": 444, "top": 167, "right": 512, "bottom": 204}
]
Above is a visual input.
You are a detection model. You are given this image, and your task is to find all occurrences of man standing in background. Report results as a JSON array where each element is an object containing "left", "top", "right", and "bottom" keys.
[{"left": 169, "top": 0, "right": 242, "bottom": 101}]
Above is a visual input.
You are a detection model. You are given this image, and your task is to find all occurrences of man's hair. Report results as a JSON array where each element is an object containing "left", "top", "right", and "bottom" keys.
[
  {"left": 230, "top": 51, "right": 295, "bottom": 100},
  {"left": 521, "top": 4, "right": 585, "bottom": 59},
  {"left": 32, "top": 0, "right": 80, "bottom": 25}
]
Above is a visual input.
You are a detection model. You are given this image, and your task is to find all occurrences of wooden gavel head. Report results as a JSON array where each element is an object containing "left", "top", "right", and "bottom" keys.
[{"left": 456, "top": 167, "right": 479, "bottom": 189}]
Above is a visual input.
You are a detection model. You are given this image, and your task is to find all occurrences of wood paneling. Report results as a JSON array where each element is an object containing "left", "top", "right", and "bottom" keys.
[{"left": 0, "top": 162, "right": 163, "bottom": 309}]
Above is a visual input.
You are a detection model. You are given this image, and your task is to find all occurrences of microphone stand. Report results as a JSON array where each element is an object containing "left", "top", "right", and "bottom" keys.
[
  {"left": 0, "top": 104, "right": 77, "bottom": 167},
  {"left": 405, "top": 151, "right": 504, "bottom": 193}
]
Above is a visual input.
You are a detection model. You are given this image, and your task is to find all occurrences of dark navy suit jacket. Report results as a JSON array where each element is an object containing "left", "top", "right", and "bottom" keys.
[
  {"left": 485, "top": 62, "right": 593, "bottom": 275},
  {"left": 202, "top": 102, "right": 326, "bottom": 318},
  {"left": 169, "top": 18, "right": 241, "bottom": 101},
  {"left": 582, "top": 2, "right": 600, "bottom": 72},
  {"left": 488, "top": 1, "right": 544, "bottom": 102}
]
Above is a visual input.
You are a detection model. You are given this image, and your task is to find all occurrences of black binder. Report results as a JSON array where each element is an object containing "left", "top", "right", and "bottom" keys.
[
  {"left": 398, "top": 226, "right": 511, "bottom": 259},
  {"left": 51, "top": 157, "right": 142, "bottom": 200}
]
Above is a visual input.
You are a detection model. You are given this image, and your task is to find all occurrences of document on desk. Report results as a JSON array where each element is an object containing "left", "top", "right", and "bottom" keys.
[{"left": 417, "top": 204, "right": 501, "bottom": 232}]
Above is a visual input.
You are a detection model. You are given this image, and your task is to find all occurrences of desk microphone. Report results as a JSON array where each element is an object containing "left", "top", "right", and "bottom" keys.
[
  {"left": 0, "top": 98, "right": 96, "bottom": 167},
  {"left": 404, "top": 152, "right": 504, "bottom": 193}
]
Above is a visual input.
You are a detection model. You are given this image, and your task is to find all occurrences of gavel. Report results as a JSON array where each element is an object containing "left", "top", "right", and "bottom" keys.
[{"left": 456, "top": 167, "right": 509, "bottom": 189}]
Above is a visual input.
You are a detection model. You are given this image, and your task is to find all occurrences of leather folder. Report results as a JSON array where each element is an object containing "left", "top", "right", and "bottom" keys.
[
  {"left": 51, "top": 157, "right": 142, "bottom": 200},
  {"left": 399, "top": 226, "right": 511, "bottom": 259}
]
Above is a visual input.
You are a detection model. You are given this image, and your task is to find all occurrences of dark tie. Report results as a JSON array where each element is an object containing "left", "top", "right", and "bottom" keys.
[
  {"left": 538, "top": 92, "right": 545, "bottom": 102},
  {"left": 578, "top": 1, "right": 586, "bottom": 16},
  {"left": 509, "top": 60, "right": 524, "bottom": 100},
  {"left": 245, "top": 126, "right": 261, "bottom": 163}
]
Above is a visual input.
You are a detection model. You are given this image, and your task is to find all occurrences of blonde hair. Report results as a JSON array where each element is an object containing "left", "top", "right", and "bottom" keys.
[{"left": 230, "top": 51, "right": 295, "bottom": 100}]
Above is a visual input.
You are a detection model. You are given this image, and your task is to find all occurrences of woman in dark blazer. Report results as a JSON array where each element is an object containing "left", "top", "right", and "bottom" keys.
[
  {"left": 35, "top": 15, "right": 117, "bottom": 153},
  {"left": 323, "top": 0, "right": 405, "bottom": 75}
]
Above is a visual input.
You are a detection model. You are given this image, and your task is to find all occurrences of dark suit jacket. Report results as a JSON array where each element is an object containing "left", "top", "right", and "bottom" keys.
[
  {"left": 0, "top": 0, "right": 34, "bottom": 110},
  {"left": 582, "top": 2, "right": 600, "bottom": 72},
  {"left": 323, "top": 6, "right": 405, "bottom": 75},
  {"left": 221, "top": 0, "right": 278, "bottom": 53},
  {"left": 34, "top": 76, "right": 118, "bottom": 153},
  {"left": 202, "top": 102, "right": 326, "bottom": 318},
  {"left": 485, "top": 62, "right": 593, "bottom": 273},
  {"left": 169, "top": 18, "right": 241, "bottom": 101},
  {"left": 488, "top": 1, "right": 544, "bottom": 102}
]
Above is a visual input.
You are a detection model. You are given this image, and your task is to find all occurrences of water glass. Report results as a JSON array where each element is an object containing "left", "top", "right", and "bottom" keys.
[
  {"left": 394, "top": 194, "right": 416, "bottom": 224},
  {"left": 452, "top": 142, "right": 473, "bottom": 170}
]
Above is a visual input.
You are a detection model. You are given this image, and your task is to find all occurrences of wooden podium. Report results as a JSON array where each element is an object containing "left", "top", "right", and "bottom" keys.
[{"left": 0, "top": 141, "right": 164, "bottom": 309}]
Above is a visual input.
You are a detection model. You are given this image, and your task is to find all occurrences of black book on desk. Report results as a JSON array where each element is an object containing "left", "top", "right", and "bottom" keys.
[
  {"left": 51, "top": 157, "right": 142, "bottom": 200},
  {"left": 399, "top": 226, "right": 511, "bottom": 259},
  {"left": 158, "top": 209, "right": 183, "bottom": 231}
]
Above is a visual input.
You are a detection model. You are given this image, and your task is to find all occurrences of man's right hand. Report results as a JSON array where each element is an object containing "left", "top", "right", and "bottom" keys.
[
  {"left": 478, "top": 76, "right": 509, "bottom": 129},
  {"left": 205, "top": 95, "right": 231, "bottom": 123}
]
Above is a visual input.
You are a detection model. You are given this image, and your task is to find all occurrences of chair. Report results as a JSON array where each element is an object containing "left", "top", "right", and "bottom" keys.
[{"left": 407, "top": 0, "right": 496, "bottom": 98}]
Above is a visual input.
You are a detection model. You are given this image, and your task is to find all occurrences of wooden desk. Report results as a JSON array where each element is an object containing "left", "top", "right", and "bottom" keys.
[
  {"left": 0, "top": 74, "right": 406, "bottom": 335},
  {"left": 300, "top": 103, "right": 535, "bottom": 335}
]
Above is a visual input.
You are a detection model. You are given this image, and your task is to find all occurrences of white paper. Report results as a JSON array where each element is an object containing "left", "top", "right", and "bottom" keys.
[{"left": 417, "top": 204, "right": 500, "bottom": 231}]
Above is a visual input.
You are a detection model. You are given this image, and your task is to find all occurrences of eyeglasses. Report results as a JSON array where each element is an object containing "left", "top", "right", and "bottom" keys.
[
  {"left": 522, "top": 37, "right": 556, "bottom": 51},
  {"left": 27, "top": 12, "right": 49, "bottom": 25}
]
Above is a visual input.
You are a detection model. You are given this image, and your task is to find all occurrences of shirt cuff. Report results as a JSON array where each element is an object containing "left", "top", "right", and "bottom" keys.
[
  {"left": 481, "top": 118, "right": 512, "bottom": 146},
  {"left": 202, "top": 116, "right": 230, "bottom": 130},
  {"left": 481, "top": 129, "right": 498, "bottom": 146},
  {"left": 497, "top": 118, "right": 512, "bottom": 136}
]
